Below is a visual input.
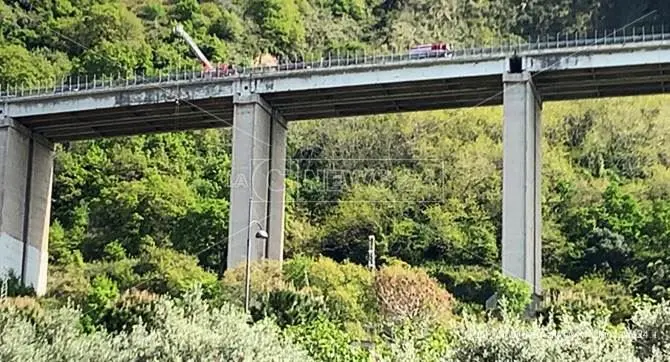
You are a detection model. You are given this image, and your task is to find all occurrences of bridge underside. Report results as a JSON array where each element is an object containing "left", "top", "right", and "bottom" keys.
[
  {"left": 534, "top": 64, "right": 670, "bottom": 100},
  {"left": 16, "top": 98, "right": 234, "bottom": 143},
  {"left": 9, "top": 62, "right": 670, "bottom": 143}
]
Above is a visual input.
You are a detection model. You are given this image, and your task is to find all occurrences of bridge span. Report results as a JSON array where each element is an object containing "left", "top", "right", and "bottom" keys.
[{"left": 1, "top": 32, "right": 670, "bottom": 302}]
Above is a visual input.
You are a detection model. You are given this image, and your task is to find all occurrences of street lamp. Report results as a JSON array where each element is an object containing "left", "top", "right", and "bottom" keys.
[
  {"left": 244, "top": 217, "right": 269, "bottom": 313},
  {"left": 367, "top": 235, "right": 376, "bottom": 271}
]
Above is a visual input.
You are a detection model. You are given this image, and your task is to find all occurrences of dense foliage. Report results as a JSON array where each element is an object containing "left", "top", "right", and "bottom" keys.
[
  {"left": 4, "top": 282, "right": 670, "bottom": 361},
  {"left": 2, "top": 0, "right": 670, "bottom": 359},
  {"left": 0, "top": 289, "right": 313, "bottom": 361}
]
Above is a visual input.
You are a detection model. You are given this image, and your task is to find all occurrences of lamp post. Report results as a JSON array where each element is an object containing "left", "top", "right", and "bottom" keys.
[
  {"left": 367, "top": 235, "right": 376, "bottom": 271},
  {"left": 244, "top": 197, "right": 269, "bottom": 313}
]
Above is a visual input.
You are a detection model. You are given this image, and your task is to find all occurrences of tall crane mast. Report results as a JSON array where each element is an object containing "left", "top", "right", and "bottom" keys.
[{"left": 173, "top": 23, "right": 214, "bottom": 71}]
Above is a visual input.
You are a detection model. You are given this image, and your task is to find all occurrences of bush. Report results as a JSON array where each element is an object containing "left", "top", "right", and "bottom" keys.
[
  {"left": 0, "top": 296, "right": 44, "bottom": 323},
  {"left": 426, "top": 264, "right": 497, "bottom": 306},
  {"left": 251, "top": 288, "right": 329, "bottom": 328},
  {"left": 133, "top": 247, "right": 219, "bottom": 297},
  {"left": 0, "top": 288, "right": 313, "bottom": 361},
  {"left": 374, "top": 263, "right": 453, "bottom": 323},
  {"left": 81, "top": 275, "right": 119, "bottom": 332},
  {"left": 539, "top": 275, "right": 636, "bottom": 325},
  {"left": 47, "top": 267, "right": 90, "bottom": 302},
  {"left": 87, "top": 259, "right": 141, "bottom": 291},
  {"left": 285, "top": 317, "right": 369, "bottom": 362},
  {"left": 539, "top": 288, "right": 612, "bottom": 326},
  {"left": 99, "top": 288, "right": 159, "bottom": 333},
  {"left": 629, "top": 299, "right": 670, "bottom": 360},
  {"left": 444, "top": 313, "right": 638, "bottom": 361},
  {"left": 283, "top": 256, "right": 376, "bottom": 325},
  {"left": 220, "top": 259, "right": 285, "bottom": 308},
  {"left": 375, "top": 319, "right": 452, "bottom": 362},
  {"left": 1, "top": 270, "right": 35, "bottom": 297},
  {"left": 490, "top": 272, "right": 532, "bottom": 317}
]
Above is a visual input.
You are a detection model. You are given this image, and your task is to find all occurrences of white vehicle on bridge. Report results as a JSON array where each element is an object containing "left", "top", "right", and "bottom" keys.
[{"left": 409, "top": 43, "right": 453, "bottom": 58}]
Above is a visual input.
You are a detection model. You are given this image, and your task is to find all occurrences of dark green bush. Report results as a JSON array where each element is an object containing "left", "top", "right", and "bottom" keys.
[
  {"left": 491, "top": 273, "right": 532, "bottom": 317},
  {"left": 251, "top": 288, "right": 330, "bottom": 328},
  {"left": 282, "top": 257, "right": 376, "bottom": 326},
  {"left": 133, "top": 247, "right": 219, "bottom": 297},
  {"left": 285, "top": 317, "right": 369, "bottom": 362},
  {"left": 426, "top": 264, "right": 497, "bottom": 306},
  {"left": 99, "top": 289, "right": 159, "bottom": 333},
  {"left": 3, "top": 270, "right": 36, "bottom": 297},
  {"left": 81, "top": 275, "right": 119, "bottom": 332}
]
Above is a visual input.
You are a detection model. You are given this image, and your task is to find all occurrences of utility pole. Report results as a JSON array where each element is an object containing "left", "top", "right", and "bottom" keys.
[
  {"left": 218, "top": 233, "right": 226, "bottom": 280},
  {"left": 367, "top": 235, "right": 376, "bottom": 271}
]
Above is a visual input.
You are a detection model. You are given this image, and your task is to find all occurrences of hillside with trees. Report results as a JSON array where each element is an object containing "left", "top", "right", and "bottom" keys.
[{"left": 3, "top": 0, "right": 670, "bottom": 360}]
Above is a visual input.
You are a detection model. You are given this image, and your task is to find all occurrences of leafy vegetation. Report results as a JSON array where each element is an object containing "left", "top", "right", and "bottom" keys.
[{"left": 2, "top": 0, "right": 670, "bottom": 359}]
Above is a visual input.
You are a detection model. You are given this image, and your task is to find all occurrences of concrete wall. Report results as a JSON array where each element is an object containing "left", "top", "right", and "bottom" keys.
[{"left": 0, "top": 118, "right": 53, "bottom": 295}]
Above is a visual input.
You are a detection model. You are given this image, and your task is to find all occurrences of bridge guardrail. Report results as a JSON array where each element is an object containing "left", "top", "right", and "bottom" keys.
[{"left": 1, "top": 28, "right": 669, "bottom": 101}]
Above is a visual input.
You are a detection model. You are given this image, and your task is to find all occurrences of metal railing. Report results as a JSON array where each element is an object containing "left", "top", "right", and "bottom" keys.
[{"left": 1, "top": 26, "right": 669, "bottom": 101}]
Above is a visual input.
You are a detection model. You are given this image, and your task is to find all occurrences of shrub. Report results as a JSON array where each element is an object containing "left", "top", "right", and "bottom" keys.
[
  {"left": 0, "top": 288, "right": 313, "bottom": 361},
  {"left": 539, "top": 288, "right": 612, "bottom": 326},
  {"left": 572, "top": 276, "right": 636, "bottom": 324},
  {"left": 47, "top": 261, "right": 91, "bottom": 302},
  {"left": 0, "top": 296, "right": 44, "bottom": 323},
  {"left": 133, "top": 247, "right": 219, "bottom": 297},
  {"left": 81, "top": 275, "right": 119, "bottom": 332},
  {"left": 251, "top": 288, "right": 329, "bottom": 328},
  {"left": 373, "top": 263, "right": 453, "bottom": 323},
  {"left": 539, "top": 275, "right": 635, "bottom": 325},
  {"left": 285, "top": 317, "right": 369, "bottom": 362},
  {"left": 283, "top": 254, "right": 316, "bottom": 289},
  {"left": 490, "top": 272, "right": 532, "bottom": 317},
  {"left": 284, "top": 256, "right": 376, "bottom": 325},
  {"left": 99, "top": 288, "right": 159, "bottom": 333},
  {"left": 103, "top": 241, "right": 127, "bottom": 262},
  {"left": 426, "top": 264, "right": 497, "bottom": 306},
  {"left": 444, "top": 314, "right": 638, "bottom": 361},
  {"left": 375, "top": 319, "right": 452, "bottom": 362},
  {"left": 220, "top": 259, "right": 285, "bottom": 308},
  {"left": 629, "top": 299, "right": 670, "bottom": 360},
  {"left": 87, "top": 258, "right": 141, "bottom": 291}
]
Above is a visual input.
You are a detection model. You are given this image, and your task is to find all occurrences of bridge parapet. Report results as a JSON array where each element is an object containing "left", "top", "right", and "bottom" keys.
[{"left": 2, "top": 30, "right": 669, "bottom": 102}]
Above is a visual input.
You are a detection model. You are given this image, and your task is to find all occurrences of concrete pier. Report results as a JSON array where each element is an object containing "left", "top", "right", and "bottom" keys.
[
  {"left": 501, "top": 71, "right": 542, "bottom": 296},
  {"left": 0, "top": 118, "right": 53, "bottom": 295},
  {"left": 227, "top": 93, "right": 287, "bottom": 269}
]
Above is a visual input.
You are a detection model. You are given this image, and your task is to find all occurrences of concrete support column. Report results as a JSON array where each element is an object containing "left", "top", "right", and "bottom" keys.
[
  {"left": 227, "top": 93, "right": 287, "bottom": 269},
  {"left": 502, "top": 71, "right": 542, "bottom": 297},
  {"left": 0, "top": 117, "right": 54, "bottom": 296}
]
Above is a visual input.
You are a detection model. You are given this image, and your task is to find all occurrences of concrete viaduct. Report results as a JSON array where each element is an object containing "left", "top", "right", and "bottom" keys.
[{"left": 2, "top": 33, "right": 670, "bottom": 296}]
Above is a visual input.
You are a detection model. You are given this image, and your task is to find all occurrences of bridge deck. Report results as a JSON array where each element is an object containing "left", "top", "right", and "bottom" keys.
[{"left": 2, "top": 35, "right": 670, "bottom": 142}]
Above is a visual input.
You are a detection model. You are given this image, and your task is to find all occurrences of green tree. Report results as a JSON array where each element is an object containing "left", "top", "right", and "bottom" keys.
[
  {"left": 246, "top": 0, "right": 306, "bottom": 55},
  {"left": 171, "top": 198, "right": 229, "bottom": 272}
]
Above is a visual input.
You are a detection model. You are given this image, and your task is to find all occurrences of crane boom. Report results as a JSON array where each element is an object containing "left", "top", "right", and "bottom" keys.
[{"left": 173, "top": 24, "right": 213, "bottom": 71}]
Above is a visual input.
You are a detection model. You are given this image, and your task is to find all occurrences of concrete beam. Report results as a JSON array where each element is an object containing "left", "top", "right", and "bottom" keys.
[
  {"left": 253, "top": 59, "right": 506, "bottom": 95},
  {"left": 525, "top": 42, "right": 670, "bottom": 72},
  {"left": 502, "top": 71, "right": 542, "bottom": 297},
  {"left": 5, "top": 81, "right": 234, "bottom": 119},
  {"left": 0, "top": 117, "right": 53, "bottom": 295},
  {"left": 227, "top": 94, "right": 286, "bottom": 269}
]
